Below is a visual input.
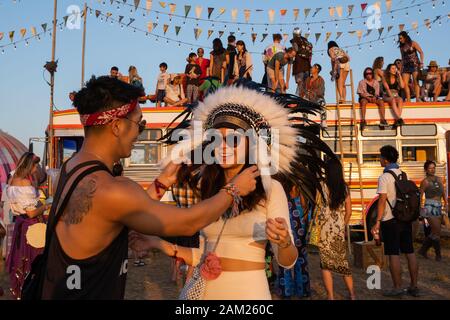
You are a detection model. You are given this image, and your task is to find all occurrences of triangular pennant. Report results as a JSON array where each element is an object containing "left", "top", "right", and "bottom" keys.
[
  {"left": 134, "top": 0, "right": 140, "bottom": 11},
  {"left": 386, "top": 0, "right": 392, "bottom": 12},
  {"left": 399, "top": 24, "right": 405, "bottom": 31},
  {"left": 195, "top": 6, "right": 202, "bottom": 19},
  {"left": 336, "top": 31, "right": 343, "bottom": 40},
  {"left": 175, "top": 26, "right": 181, "bottom": 35},
  {"left": 312, "top": 8, "right": 322, "bottom": 18},
  {"left": 208, "top": 7, "right": 214, "bottom": 19},
  {"left": 357, "top": 30, "right": 363, "bottom": 41},
  {"left": 348, "top": 4, "right": 355, "bottom": 16},
  {"left": 268, "top": 9, "right": 275, "bottom": 23},
  {"left": 336, "top": 6, "right": 343, "bottom": 18},
  {"left": 229, "top": 32, "right": 235, "bottom": 36},
  {"left": 41, "top": 23, "right": 48, "bottom": 32},
  {"left": 169, "top": 3, "right": 176, "bottom": 14},
  {"left": 329, "top": 7, "right": 335, "bottom": 17},
  {"left": 127, "top": 18, "right": 135, "bottom": 26},
  {"left": 63, "top": 15, "right": 69, "bottom": 26},
  {"left": 412, "top": 21, "right": 418, "bottom": 31},
  {"left": 387, "top": 25, "right": 393, "bottom": 33},
  {"left": 163, "top": 24, "right": 169, "bottom": 34},
  {"left": 378, "top": 27, "right": 384, "bottom": 38},
  {"left": 348, "top": 31, "right": 356, "bottom": 35},
  {"left": 261, "top": 33, "right": 268, "bottom": 42},
  {"left": 9, "top": 31, "right": 14, "bottom": 42},
  {"left": 375, "top": 1, "right": 381, "bottom": 11},
  {"left": 153, "top": 22, "right": 158, "bottom": 30},
  {"left": 283, "top": 33, "right": 289, "bottom": 42},
  {"left": 208, "top": 29, "right": 214, "bottom": 39},
  {"left": 146, "top": 0, "right": 153, "bottom": 13},
  {"left": 315, "top": 33, "right": 321, "bottom": 43},
  {"left": 304, "top": 33, "right": 310, "bottom": 39},
  {"left": 231, "top": 8, "right": 238, "bottom": 21},
  {"left": 20, "top": 28, "right": 26, "bottom": 38},
  {"left": 217, "top": 8, "right": 226, "bottom": 19},
  {"left": 31, "top": 27, "right": 37, "bottom": 36},
  {"left": 365, "top": 29, "right": 373, "bottom": 37},
  {"left": 184, "top": 5, "right": 191, "bottom": 17},
  {"left": 218, "top": 30, "right": 224, "bottom": 38},
  {"left": 159, "top": 1, "right": 166, "bottom": 9},
  {"left": 251, "top": 33, "right": 257, "bottom": 43},
  {"left": 424, "top": 19, "right": 431, "bottom": 29},
  {"left": 361, "top": 3, "right": 368, "bottom": 15},
  {"left": 293, "top": 9, "right": 299, "bottom": 21},
  {"left": 95, "top": 10, "right": 101, "bottom": 18},
  {"left": 106, "top": 12, "right": 112, "bottom": 20},
  {"left": 304, "top": 8, "right": 311, "bottom": 19},
  {"left": 280, "top": 9, "right": 288, "bottom": 17},
  {"left": 119, "top": 16, "right": 124, "bottom": 23},
  {"left": 0, "top": 32, "right": 4, "bottom": 41},
  {"left": 325, "top": 32, "right": 332, "bottom": 42},
  {"left": 244, "top": 9, "right": 251, "bottom": 23},
  {"left": 147, "top": 21, "right": 154, "bottom": 32}
]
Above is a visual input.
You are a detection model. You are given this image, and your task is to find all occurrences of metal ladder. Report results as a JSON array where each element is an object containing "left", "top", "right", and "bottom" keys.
[{"left": 334, "top": 69, "right": 368, "bottom": 253}]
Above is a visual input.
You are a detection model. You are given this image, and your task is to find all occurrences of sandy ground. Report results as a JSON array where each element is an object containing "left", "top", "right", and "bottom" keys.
[{"left": 1, "top": 237, "right": 449, "bottom": 300}]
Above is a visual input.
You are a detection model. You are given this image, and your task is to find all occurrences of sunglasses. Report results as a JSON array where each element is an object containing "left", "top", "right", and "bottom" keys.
[
  {"left": 125, "top": 118, "right": 147, "bottom": 134},
  {"left": 365, "top": 72, "right": 373, "bottom": 76}
]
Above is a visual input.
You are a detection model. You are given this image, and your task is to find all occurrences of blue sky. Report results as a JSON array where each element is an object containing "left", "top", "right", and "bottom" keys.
[{"left": 0, "top": 0, "right": 449, "bottom": 158}]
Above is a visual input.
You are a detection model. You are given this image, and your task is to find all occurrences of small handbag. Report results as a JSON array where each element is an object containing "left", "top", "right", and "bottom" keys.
[{"left": 179, "top": 218, "right": 228, "bottom": 300}]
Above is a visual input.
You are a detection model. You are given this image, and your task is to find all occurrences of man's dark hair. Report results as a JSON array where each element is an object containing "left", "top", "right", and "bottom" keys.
[
  {"left": 227, "top": 35, "right": 236, "bottom": 43},
  {"left": 380, "top": 145, "right": 399, "bottom": 163},
  {"left": 286, "top": 47, "right": 295, "bottom": 54},
  {"left": 110, "top": 66, "right": 119, "bottom": 72},
  {"left": 314, "top": 63, "right": 322, "bottom": 73},
  {"left": 73, "top": 76, "right": 142, "bottom": 115},
  {"left": 188, "top": 52, "right": 197, "bottom": 60},
  {"left": 159, "top": 62, "right": 168, "bottom": 69},
  {"left": 273, "top": 33, "right": 282, "bottom": 41}
]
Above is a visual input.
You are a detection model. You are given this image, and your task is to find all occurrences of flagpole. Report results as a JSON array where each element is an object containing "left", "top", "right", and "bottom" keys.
[
  {"left": 48, "top": 0, "right": 58, "bottom": 194},
  {"left": 81, "top": 2, "right": 87, "bottom": 87}
]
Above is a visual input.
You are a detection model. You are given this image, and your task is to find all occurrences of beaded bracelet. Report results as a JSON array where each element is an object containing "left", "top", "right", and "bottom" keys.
[{"left": 221, "top": 183, "right": 243, "bottom": 218}]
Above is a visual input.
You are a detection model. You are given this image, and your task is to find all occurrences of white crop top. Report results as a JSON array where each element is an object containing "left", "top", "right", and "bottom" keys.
[{"left": 191, "top": 180, "right": 296, "bottom": 269}]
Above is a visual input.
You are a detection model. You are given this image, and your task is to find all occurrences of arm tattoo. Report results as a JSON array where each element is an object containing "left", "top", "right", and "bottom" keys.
[{"left": 62, "top": 178, "right": 97, "bottom": 225}]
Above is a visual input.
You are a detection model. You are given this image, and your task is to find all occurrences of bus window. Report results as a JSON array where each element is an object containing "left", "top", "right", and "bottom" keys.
[
  {"left": 401, "top": 139, "right": 437, "bottom": 162},
  {"left": 325, "top": 140, "right": 358, "bottom": 162},
  {"left": 128, "top": 129, "right": 162, "bottom": 166},
  {"left": 361, "top": 126, "right": 397, "bottom": 137},
  {"left": 401, "top": 124, "right": 437, "bottom": 136},
  {"left": 362, "top": 140, "right": 396, "bottom": 163}
]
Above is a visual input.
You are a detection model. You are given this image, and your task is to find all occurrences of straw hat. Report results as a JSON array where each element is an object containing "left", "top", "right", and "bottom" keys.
[{"left": 428, "top": 60, "right": 439, "bottom": 68}]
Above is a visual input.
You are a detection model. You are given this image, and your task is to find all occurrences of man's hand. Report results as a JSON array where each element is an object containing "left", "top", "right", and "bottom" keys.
[
  {"left": 230, "top": 165, "right": 260, "bottom": 196},
  {"left": 371, "top": 221, "right": 381, "bottom": 236},
  {"left": 157, "top": 161, "right": 181, "bottom": 187}
]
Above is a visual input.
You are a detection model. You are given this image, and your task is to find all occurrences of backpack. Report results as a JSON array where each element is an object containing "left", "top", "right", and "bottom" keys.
[{"left": 386, "top": 170, "right": 420, "bottom": 223}]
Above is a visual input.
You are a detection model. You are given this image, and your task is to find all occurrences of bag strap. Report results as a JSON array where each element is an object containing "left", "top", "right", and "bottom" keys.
[{"left": 211, "top": 218, "right": 228, "bottom": 254}]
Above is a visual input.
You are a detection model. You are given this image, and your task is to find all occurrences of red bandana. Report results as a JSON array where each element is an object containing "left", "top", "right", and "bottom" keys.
[{"left": 79, "top": 100, "right": 138, "bottom": 126}]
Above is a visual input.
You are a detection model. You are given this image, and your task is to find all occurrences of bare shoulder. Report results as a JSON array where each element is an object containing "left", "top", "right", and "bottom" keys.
[{"left": 11, "top": 178, "right": 32, "bottom": 187}]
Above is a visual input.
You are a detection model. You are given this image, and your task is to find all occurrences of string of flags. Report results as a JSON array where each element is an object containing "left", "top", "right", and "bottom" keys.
[{"left": 101, "top": 0, "right": 440, "bottom": 26}]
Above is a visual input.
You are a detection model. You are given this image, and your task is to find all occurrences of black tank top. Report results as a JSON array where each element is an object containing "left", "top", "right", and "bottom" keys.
[{"left": 41, "top": 160, "right": 129, "bottom": 300}]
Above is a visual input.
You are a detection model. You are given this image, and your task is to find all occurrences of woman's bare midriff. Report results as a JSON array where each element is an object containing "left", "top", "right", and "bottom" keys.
[{"left": 219, "top": 257, "right": 266, "bottom": 271}]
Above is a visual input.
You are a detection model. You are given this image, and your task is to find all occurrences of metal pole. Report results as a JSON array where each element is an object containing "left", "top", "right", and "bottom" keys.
[
  {"left": 81, "top": 3, "right": 87, "bottom": 87},
  {"left": 48, "top": 0, "right": 58, "bottom": 194}
]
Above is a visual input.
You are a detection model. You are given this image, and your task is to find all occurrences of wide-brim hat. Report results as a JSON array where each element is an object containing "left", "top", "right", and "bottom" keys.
[{"left": 428, "top": 60, "right": 439, "bottom": 68}]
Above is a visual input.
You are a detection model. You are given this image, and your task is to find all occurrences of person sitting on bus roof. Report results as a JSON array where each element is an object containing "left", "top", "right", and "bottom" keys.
[
  {"left": 164, "top": 75, "right": 188, "bottom": 106},
  {"left": 382, "top": 63, "right": 405, "bottom": 127},
  {"left": 357, "top": 67, "right": 388, "bottom": 131},
  {"left": 420, "top": 61, "right": 442, "bottom": 102}
]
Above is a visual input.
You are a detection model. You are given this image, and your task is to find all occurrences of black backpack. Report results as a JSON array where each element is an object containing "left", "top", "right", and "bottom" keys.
[{"left": 386, "top": 170, "right": 420, "bottom": 223}]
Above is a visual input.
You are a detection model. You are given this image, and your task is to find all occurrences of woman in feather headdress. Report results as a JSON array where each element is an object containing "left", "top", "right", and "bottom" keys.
[{"left": 130, "top": 81, "right": 337, "bottom": 300}]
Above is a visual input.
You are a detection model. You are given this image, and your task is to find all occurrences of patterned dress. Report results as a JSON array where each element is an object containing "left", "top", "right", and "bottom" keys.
[
  {"left": 277, "top": 196, "right": 311, "bottom": 298},
  {"left": 317, "top": 186, "right": 351, "bottom": 276}
]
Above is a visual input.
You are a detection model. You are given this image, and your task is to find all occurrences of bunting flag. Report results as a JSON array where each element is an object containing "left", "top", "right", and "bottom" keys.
[
  {"left": 134, "top": 0, "right": 140, "bottom": 11},
  {"left": 159, "top": 2, "right": 166, "bottom": 9},
  {"left": 231, "top": 8, "right": 238, "bottom": 21},
  {"left": 304, "top": 8, "right": 311, "bottom": 19},
  {"left": 194, "top": 28, "right": 202, "bottom": 40},
  {"left": 41, "top": 23, "right": 48, "bottom": 32},
  {"left": 169, "top": 3, "right": 176, "bottom": 15},
  {"left": 244, "top": 9, "right": 251, "bottom": 23},
  {"left": 336, "top": 6, "right": 343, "bottom": 18},
  {"left": 20, "top": 28, "right": 26, "bottom": 38},
  {"left": 312, "top": 8, "right": 322, "bottom": 18},
  {"left": 251, "top": 33, "right": 257, "bottom": 43},
  {"left": 315, "top": 33, "right": 321, "bottom": 43},
  {"left": 399, "top": 24, "right": 405, "bottom": 31},
  {"left": 163, "top": 24, "right": 169, "bottom": 34},
  {"left": 424, "top": 18, "right": 431, "bottom": 29},
  {"left": 146, "top": 0, "right": 152, "bottom": 13},
  {"left": 293, "top": 8, "right": 299, "bottom": 21},
  {"left": 217, "top": 8, "right": 226, "bottom": 18},
  {"left": 365, "top": 29, "right": 373, "bottom": 37},
  {"left": 184, "top": 5, "right": 191, "bottom": 17},
  {"left": 95, "top": 10, "right": 101, "bottom": 18},
  {"left": 348, "top": 4, "right": 354, "bottom": 16},
  {"left": 63, "top": 15, "right": 69, "bottom": 26},
  {"left": 375, "top": 1, "right": 381, "bottom": 10},
  {"left": 387, "top": 25, "right": 393, "bottom": 33},
  {"left": 336, "top": 31, "right": 343, "bottom": 40},
  {"left": 378, "top": 27, "right": 384, "bottom": 38},
  {"left": 9, "top": 31, "right": 14, "bottom": 42},
  {"left": 283, "top": 33, "right": 289, "bottom": 42},
  {"left": 106, "top": 12, "right": 112, "bottom": 20},
  {"left": 127, "top": 18, "right": 135, "bottom": 26},
  {"left": 386, "top": 0, "right": 392, "bottom": 12},
  {"left": 304, "top": 33, "right": 310, "bottom": 39},
  {"left": 208, "top": 7, "right": 214, "bottom": 19},
  {"left": 329, "top": 7, "right": 335, "bottom": 17},
  {"left": 118, "top": 16, "right": 124, "bottom": 23},
  {"left": 218, "top": 30, "right": 224, "bottom": 38},
  {"left": 195, "top": 6, "right": 202, "bottom": 19},
  {"left": 268, "top": 9, "right": 275, "bottom": 23},
  {"left": 0, "top": 32, "right": 3, "bottom": 41},
  {"left": 31, "top": 27, "right": 37, "bottom": 36},
  {"left": 412, "top": 21, "right": 419, "bottom": 31},
  {"left": 261, "top": 33, "right": 268, "bottom": 42},
  {"left": 175, "top": 25, "right": 181, "bottom": 35},
  {"left": 325, "top": 31, "right": 332, "bottom": 42},
  {"left": 208, "top": 29, "right": 214, "bottom": 39},
  {"left": 280, "top": 9, "right": 287, "bottom": 17},
  {"left": 361, "top": 3, "right": 368, "bottom": 15},
  {"left": 357, "top": 30, "right": 363, "bottom": 41},
  {"left": 348, "top": 30, "right": 356, "bottom": 36}
]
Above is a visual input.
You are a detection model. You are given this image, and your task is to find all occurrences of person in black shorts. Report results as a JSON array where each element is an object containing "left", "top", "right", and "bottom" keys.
[{"left": 371, "top": 145, "right": 419, "bottom": 298}]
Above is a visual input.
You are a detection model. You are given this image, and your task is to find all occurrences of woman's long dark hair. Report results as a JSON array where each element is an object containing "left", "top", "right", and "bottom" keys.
[
  {"left": 398, "top": 31, "right": 412, "bottom": 47},
  {"left": 327, "top": 41, "right": 339, "bottom": 57},
  {"left": 236, "top": 40, "right": 247, "bottom": 54},
  {"left": 384, "top": 63, "right": 396, "bottom": 80},
  {"left": 212, "top": 38, "right": 225, "bottom": 55},
  {"left": 372, "top": 56, "right": 384, "bottom": 70},
  {"left": 324, "top": 158, "right": 348, "bottom": 211}
]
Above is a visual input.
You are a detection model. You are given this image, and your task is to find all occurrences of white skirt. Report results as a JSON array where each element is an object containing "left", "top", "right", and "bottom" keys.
[{"left": 203, "top": 270, "right": 271, "bottom": 300}]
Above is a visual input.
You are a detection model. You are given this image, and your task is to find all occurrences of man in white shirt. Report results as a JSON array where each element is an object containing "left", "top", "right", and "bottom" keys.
[{"left": 372, "top": 145, "right": 419, "bottom": 298}]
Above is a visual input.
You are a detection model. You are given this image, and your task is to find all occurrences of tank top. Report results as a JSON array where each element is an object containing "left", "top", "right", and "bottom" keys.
[
  {"left": 401, "top": 43, "right": 420, "bottom": 68},
  {"left": 41, "top": 160, "right": 129, "bottom": 300},
  {"left": 424, "top": 176, "right": 444, "bottom": 199}
]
